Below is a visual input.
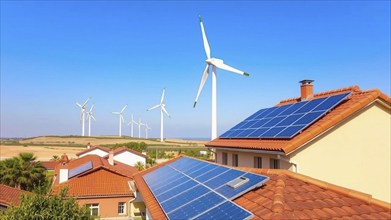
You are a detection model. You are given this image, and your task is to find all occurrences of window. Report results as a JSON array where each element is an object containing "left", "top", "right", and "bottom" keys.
[
  {"left": 254, "top": 156, "right": 262, "bottom": 168},
  {"left": 118, "top": 202, "right": 126, "bottom": 215},
  {"left": 222, "top": 152, "right": 228, "bottom": 165},
  {"left": 270, "top": 158, "right": 280, "bottom": 169},
  {"left": 232, "top": 154, "right": 238, "bottom": 167},
  {"left": 86, "top": 203, "right": 99, "bottom": 216}
]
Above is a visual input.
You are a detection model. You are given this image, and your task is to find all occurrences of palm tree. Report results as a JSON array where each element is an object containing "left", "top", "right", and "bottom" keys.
[
  {"left": 0, "top": 153, "right": 46, "bottom": 191},
  {"left": 51, "top": 155, "right": 60, "bottom": 161},
  {"left": 134, "top": 161, "right": 145, "bottom": 171}
]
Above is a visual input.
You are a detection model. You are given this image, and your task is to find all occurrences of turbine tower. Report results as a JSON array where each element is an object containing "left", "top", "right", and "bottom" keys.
[
  {"left": 127, "top": 113, "right": 137, "bottom": 137},
  {"left": 138, "top": 118, "right": 143, "bottom": 139},
  {"left": 76, "top": 97, "right": 90, "bottom": 136},
  {"left": 86, "top": 104, "right": 96, "bottom": 137},
  {"left": 147, "top": 88, "right": 170, "bottom": 142},
  {"left": 194, "top": 16, "right": 250, "bottom": 140},
  {"left": 112, "top": 105, "right": 127, "bottom": 137}
]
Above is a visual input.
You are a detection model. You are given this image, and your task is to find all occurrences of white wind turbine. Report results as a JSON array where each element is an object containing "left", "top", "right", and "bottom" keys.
[
  {"left": 138, "top": 118, "right": 143, "bottom": 139},
  {"left": 127, "top": 114, "right": 138, "bottom": 137},
  {"left": 76, "top": 98, "right": 90, "bottom": 136},
  {"left": 112, "top": 105, "right": 127, "bottom": 137},
  {"left": 144, "top": 123, "right": 151, "bottom": 139},
  {"left": 86, "top": 104, "right": 96, "bottom": 137},
  {"left": 194, "top": 16, "right": 250, "bottom": 140},
  {"left": 147, "top": 88, "right": 170, "bottom": 142}
]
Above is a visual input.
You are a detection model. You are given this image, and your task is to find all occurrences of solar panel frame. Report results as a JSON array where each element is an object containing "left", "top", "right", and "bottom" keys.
[{"left": 220, "top": 92, "right": 351, "bottom": 139}]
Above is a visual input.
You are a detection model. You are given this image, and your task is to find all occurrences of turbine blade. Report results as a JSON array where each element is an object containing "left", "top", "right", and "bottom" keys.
[
  {"left": 194, "top": 65, "right": 210, "bottom": 107},
  {"left": 112, "top": 112, "right": 120, "bottom": 114},
  {"left": 162, "top": 106, "right": 170, "bottom": 118},
  {"left": 120, "top": 115, "right": 124, "bottom": 123},
  {"left": 91, "top": 115, "right": 96, "bottom": 121},
  {"left": 199, "top": 16, "right": 211, "bottom": 59},
  {"left": 160, "top": 88, "right": 165, "bottom": 104},
  {"left": 89, "top": 104, "right": 94, "bottom": 112},
  {"left": 211, "top": 61, "right": 250, "bottom": 76},
  {"left": 76, "top": 102, "right": 82, "bottom": 108},
  {"left": 147, "top": 104, "right": 161, "bottom": 111},
  {"left": 82, "top": 98, "right": 90, "bottom": 107},
  {"left": 121, "top": 105, "right": 127, "bottom": 113}
]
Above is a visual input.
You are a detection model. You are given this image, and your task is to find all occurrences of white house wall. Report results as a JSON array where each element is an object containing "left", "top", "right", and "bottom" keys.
[
  {"left": 114, "top": 151, "right": 146, "bottom": 167},
  {"left": 78, "top": 149, "right": 109, "bottom": 158}
]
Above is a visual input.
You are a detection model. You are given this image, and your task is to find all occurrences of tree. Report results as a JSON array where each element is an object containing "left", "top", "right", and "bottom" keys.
[
  {"left": 0, "top": 188, "right": 93, "bottom": 220},
  {"left": 134, "top": 161, "right": 145, "bottom": 171},
  {"left": 0, "top": 153, "right": 46, "bottom": 191},
  {"left": 50, "top": 155, "right": 60, "bottom": 161}
]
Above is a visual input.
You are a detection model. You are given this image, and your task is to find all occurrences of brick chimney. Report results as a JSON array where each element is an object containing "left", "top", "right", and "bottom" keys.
[{"left": 299, "top": 80, "right": 314, "bottom": 101}]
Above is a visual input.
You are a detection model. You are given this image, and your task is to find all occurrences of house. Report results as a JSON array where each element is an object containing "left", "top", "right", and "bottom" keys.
[
  {"left": 0, "top": 184, "right": 30, "bottom": 211},
  {"left": 133, "top": 156, "right": 391, "bottom": 220},
  {"left": 205, "top": 81, "right": 391, "bottom": 203},
  {"left": 52, "top": 154, "right": 141, "bottom": 219},
  {"left": 76, "top": 145, "right": 146, "bottom": 167}
]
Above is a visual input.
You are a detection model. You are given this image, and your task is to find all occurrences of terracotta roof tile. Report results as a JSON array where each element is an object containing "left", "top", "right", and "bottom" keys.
[
  {"left": 134, "top": 156, "right": 391, "bottom": 219},
  {"left": 41, "top": 161, "right": 59, "bottom": 170},
  {"left": 0, "top": 184, "right": 31, "bottom": 206},
  {"left": 206, "top": 87, "right": 391, "bottom": 154},
  {"left": 52, "top": 168, "right": 134, "bottom": 197}
]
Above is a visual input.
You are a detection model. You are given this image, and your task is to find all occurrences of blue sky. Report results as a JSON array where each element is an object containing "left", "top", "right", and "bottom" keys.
[{"left": 1, "top": 1, "right": 390, "bottom": 139}]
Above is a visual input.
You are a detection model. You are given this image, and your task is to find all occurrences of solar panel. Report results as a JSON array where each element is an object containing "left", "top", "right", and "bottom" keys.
[
  {"left": 142, "top": 157, "right": 269, "bottom": 220},
  {"left": 220, "top": 92, "right": 351, "bottom": 139},
  {"left": 68, "top": 161, "right": 93, "bottom": 179}
]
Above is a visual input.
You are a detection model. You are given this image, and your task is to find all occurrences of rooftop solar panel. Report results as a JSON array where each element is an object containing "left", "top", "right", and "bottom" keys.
[
  {"left": 68, "top": 161, "right": 93, "bottom": 179},
  {"left": 142, "top": 157, "right": 269, "bottom": 220},
  {"left": 220, "top": 92, "right": 351, "bottom": 139}
]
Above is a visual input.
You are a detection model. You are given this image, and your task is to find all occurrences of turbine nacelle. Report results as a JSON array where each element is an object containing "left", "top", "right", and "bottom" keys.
[{"left": 206, "top": 58, "right": 223, "bottom": 65}]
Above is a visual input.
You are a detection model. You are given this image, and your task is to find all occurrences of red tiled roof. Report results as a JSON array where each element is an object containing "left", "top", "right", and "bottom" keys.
[
  {"left": 134, "top": 156, "right": 391, "bottom": 220},
  {"left": 0, "top": 184, "right": 31, "bottom": 207},
  {"left": 52, "top": 155, "right": 139, "bottom": 198},
  {"left": 52, "top": 167, "right": 134, "bottom": 198},
  {"left": 75, "top": 146, "right": 111, "bottom": 156},
  {"left": 206, "top": 86, "right": 391, "bottom": 154},
  {"left": 41, "top": 161, "right": 59, "bottom": 170}
]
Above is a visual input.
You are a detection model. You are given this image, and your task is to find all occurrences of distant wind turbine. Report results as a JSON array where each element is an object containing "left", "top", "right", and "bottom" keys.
[
  {"left": 147, "top": 88, "right": 170, "bottom": 142},
  {"left": 112, "top": 105, "right": 127, "bottom": 137},
  {"left": 194, "top": 16, "right": 250, "bottom": 140},
  {"left": 127, "top": 113, "right": 137, "bottom": 137},
  {"left": 138, "top": 118, "right": 143, "bottom": 139},
  {"left": 76, "top": 97, "right": 90, "bottom": 136},
  {"left": 86, "top": 104, "right": 96, "bottom": 137},
  {"left": 144, "top": 123, "right": 151, "bottom": 139}
]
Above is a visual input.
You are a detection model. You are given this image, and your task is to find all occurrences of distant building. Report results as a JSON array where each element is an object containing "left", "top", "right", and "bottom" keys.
[
  {"left": 0, "top": 184, "right": 30, "bottom": 211},
  {"left": 52, "top": 154, "right": 141, "bottom": 219},
  {"left": 206, "top": 81, "right": 391, "bottom": 203},
  {"left": 76, "top": 146, "right": 146, "bottom": 167},
  {"left": 133, "top": 156, "right": 391, "bottom": 220}
]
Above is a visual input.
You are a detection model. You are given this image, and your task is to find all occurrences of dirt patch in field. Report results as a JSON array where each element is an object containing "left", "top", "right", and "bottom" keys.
[{"left": 0, "top": 145, "right": 83, "bottom": 161}]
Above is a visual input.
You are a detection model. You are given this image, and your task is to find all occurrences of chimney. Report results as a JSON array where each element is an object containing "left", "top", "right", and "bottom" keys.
[
  {"left": 87, "top": 143, "right": 91, "bottom": 149},
  {"left": 109, "top": 149, "right": 114, "bottom": 165},
  {"left": 59, "top": 169, "right": 68, "bottom": 183},
  {"left": 299, "top": 80, "right": 314, "bottom": 101}
]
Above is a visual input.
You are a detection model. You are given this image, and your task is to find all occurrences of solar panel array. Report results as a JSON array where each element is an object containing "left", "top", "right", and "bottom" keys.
[
  {"left": 143, "top": 157, "right": 269, "bottom": 220},
  {"left": 220, "top": 92, "right": 351, "bottom": 139},
  {"left": 68, "top": 161, "right": 93, "bottom": 179}
]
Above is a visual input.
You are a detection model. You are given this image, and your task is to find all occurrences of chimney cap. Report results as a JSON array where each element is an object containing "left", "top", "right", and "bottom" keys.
[{"left": 299, "top": 79, "right": 314, "bottom": 85}]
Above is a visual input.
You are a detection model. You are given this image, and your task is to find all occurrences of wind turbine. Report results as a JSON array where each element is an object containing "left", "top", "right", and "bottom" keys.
[
  {"left": 138, "top": 118, "right": 143, "bottom": 139},
  {"left": 147, "top": 88, "right": 170, "bottom": 142},
  {"left": 144, "top": 123, "right": 151, "bottom": 139},
  {"left": 127, "top": 114, "right": 137, "bottom": 137},
  {"left": 76, "top": 98, "right": 90, "bottom": 136},
  {"left": 112, "top": 105, "right": 127, "bottom": 137},
  {"left": 194, "top": 16, "right": 250, "bottom": 140},
  {"left": 86, "top": 104, "right": 96, "bottom": 137}
]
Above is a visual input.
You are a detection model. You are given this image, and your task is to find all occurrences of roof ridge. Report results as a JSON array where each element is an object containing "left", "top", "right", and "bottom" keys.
[
  {"left": 278, "top": 85, "right": 361, "bottom": 105},
  {"left": 271, "top": 175, "right": 286, "bottom": 215}
]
